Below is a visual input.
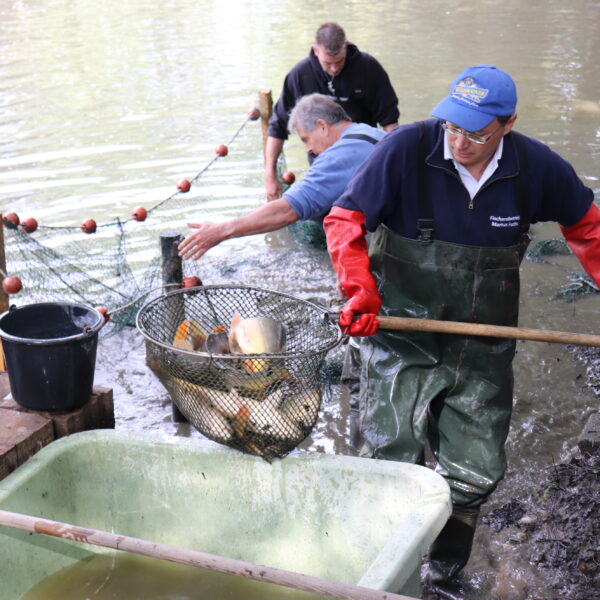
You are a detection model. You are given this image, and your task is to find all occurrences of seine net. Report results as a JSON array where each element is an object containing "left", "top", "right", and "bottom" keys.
[
  {"left": 136, "top": 285, "right": 342, "bottom": 460},
  {"left": 1, "top": 112, "right": 281, "bottom": 336}
]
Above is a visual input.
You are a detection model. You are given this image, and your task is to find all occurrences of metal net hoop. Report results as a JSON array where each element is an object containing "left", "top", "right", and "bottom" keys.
[{"left": 136, "top": 285, "right": 342, "bottom": 459}]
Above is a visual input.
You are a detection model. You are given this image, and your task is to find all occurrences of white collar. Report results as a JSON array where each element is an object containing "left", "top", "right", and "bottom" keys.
[{"left": 443, "top": 132, "right": 504, "bottom": 199}]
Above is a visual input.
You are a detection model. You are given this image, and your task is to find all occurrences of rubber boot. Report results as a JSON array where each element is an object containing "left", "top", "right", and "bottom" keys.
[
  {"left": 424, "top": 506, "right": 479, "bottom": 600},
  {"left": 341, "top": 339, "right": 364, "bottom": 452}
]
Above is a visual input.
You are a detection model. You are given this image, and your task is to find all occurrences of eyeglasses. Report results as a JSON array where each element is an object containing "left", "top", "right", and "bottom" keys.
[{"left": 442, "top": 121, "right": 502, "bottom": 144}]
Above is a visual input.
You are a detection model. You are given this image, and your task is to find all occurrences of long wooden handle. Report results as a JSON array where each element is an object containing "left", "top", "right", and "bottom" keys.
[
  {"left": 377, "top": 315, "right": 600, "bottom": 347},
  {"left": 0, "top": 510, "right": 417, "bottom": 600}
]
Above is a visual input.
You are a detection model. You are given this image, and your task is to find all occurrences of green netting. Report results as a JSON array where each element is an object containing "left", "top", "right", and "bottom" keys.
[
  {"left": 526, "top": 237, "right": 598, "bottom": 301},
  {"left": 525, "top": 238, "right": 573, "bottom": 263},
  {"left": 2, "top": 113, "right": 288, "bottom": 337}
]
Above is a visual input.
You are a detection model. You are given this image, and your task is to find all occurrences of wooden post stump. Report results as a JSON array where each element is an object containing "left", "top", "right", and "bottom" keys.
[
  {"left": 159, "top": 232, "right": 188, "bottom": 424},
  {"left": 258, "top": 89, "right": 273, "bottom": 158}
]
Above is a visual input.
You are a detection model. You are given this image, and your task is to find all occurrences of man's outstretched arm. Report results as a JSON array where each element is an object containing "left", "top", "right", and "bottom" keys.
[
  {"left": 178, "top": 198, "right": 298, "bottom": 260},
  {"left": 264, "top": 137, "right": 285, "bottom": 201}
]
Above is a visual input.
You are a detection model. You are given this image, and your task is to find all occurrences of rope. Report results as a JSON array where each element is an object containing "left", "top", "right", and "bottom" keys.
[{"left": 26, "top": 112, "right": 258, "bottom": 232}]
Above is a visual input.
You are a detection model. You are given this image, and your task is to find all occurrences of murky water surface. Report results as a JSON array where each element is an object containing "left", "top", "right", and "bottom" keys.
[
  {"left": 1, "top": 1, "right": 599, "bottom": 598},
  {"left": 21, "top": 553, "right": 326, "bottom": 600}
]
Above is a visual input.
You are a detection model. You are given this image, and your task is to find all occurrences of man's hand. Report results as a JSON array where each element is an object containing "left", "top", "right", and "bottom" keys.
[
  {"left": 265, "top": 172, "right": 283, "bottom": 201},
  {"left": 264, "top": 136, "right": 285, "bottom": 200},
  {"left": 338, "top": 294, "right": 381, "bottom": 337},
  {"left": 324, "top": 206, "right": 382, "bottom": 337},
  {"left": 178, "top": 199, "right": 299, "bottom": 261},
  {"left": 178, "top": 222, "right": 228, "bottom": 260}
]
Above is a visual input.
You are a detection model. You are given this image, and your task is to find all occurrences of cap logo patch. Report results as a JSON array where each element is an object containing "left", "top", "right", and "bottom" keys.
[{"left": 452, "top": 76, "right": 489, "bottom": 107}]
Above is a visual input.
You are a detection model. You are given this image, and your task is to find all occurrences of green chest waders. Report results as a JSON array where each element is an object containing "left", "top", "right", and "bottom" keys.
[
  {"left": 358, "top": 126, "right": 531, "bottom": 509},
  {"left": 361, "top": 229, "right": 527, "bottom": 508}
]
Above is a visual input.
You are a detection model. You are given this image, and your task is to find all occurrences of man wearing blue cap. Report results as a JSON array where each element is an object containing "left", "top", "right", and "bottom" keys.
[{"left": 324, "top": 64, "right": 600, "bottom": 599}]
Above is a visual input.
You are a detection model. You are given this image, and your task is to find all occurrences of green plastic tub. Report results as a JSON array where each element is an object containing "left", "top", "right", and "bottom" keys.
[{"left": 0, "top": 431, "right": 450, "bottom": 598}]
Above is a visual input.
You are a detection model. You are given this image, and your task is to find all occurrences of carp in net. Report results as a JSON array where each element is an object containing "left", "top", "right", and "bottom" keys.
[{"left": 136, "top": 285, "right": 342, "bottom": 460}]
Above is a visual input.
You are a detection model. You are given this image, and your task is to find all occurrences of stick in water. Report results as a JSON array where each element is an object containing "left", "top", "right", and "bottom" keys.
[{"left": 0, "top": 510, "right": 419, "bottom": 600}]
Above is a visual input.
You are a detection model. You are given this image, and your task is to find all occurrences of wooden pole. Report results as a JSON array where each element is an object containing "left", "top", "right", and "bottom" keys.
[
  {"left": 258, "top": 89, "right": 273, "bottom": 159},
  {"left": 376, "top": 315, "right": 600, "bottom": 347},
  {"left": 159, "top": 231, "right": 187, "bottom": 423},
  {"left": 0, "top": 213, "right": 8, "bottom": 370},
  {"left": 0, "top": 510, "right": 418, "bottom": 600}
]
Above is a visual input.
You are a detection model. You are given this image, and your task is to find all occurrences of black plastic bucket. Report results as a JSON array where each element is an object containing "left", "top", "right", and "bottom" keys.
[{"left": 0, "top": 302, "right": 104, "bottom": 411}]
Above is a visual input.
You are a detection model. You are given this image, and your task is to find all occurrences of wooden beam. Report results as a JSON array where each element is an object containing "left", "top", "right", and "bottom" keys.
[{"left": 0, "top": 214, "right": 7, "bottom": 370}]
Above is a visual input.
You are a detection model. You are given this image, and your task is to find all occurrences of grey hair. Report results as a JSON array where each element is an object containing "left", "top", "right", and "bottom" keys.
[
  {"left": 315, "top": 22, "right": 346, "bottom": 56},
  {"left": 288, "top": 93, "right": 351, "bottom": 134}
]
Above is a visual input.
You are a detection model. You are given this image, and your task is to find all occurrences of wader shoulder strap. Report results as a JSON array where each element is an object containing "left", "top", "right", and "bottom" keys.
[
  {"left": 416, "top": 121, "right": 434, "bottom": 242},
  {"left": 342, "top": 133, "right": 380, "bottom": 144},
  {"left": 511, "top": 131, "right": 531, "bottom": 235}
]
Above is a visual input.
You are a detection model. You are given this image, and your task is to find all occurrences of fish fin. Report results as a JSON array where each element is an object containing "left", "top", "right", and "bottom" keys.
[
  {"left": 173, "top": 338, "right": 195, "bottom": 350},
  {"left": 173, "top": 319, "right": 190, "bottom": 344}
]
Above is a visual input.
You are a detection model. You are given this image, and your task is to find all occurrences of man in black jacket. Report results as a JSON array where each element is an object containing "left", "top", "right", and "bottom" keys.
[{"left": 265, "top": 22, "right": 399, "bottom": 200}]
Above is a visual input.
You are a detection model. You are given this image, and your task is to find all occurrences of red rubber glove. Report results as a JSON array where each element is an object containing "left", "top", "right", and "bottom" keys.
[
  {"left": 560, "top": 203, "right": 600, "bottom": 288},
  {"left": 324, "top": 206, "right": 382, "bottom": 336}
]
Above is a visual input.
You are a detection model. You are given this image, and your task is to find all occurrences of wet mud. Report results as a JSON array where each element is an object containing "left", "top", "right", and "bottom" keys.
[
  {"left": 475, "top": 347, "right": 600, "bottom": 600},
  {"left": 482, "top": 447, "right": 600, "bottom": 600}
]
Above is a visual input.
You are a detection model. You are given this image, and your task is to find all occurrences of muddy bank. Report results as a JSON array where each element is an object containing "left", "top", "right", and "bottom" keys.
[
  {"left": 482, "top": 444, "right": 600, "bottom": 600},
  {"left": 475, "top": 346, "right": 600, "bottom": 600},
  {"left": 570, "top": 346, "right": 600, "bottom": 398}
]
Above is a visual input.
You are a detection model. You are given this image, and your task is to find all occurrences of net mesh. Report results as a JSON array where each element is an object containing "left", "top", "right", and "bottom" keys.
[
  {"left": 1, "top": 113, "right": 285, "bottom": 336},
  {"left": 137, "top": 285, "right": 342, "bottom": 460}
]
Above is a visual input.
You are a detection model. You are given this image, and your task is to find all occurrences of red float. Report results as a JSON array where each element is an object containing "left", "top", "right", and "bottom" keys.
[
  {"left": 132, "top": 206, "right": 148, "bottom": 221},
  {"left": 247, "top": 108, "right": 260, "bottom": 121},
  {"left": 182, "top": 276, "right": 202, "bottom": 289},
  {"left": 215, "top": 144, "right": 228, "bottom": 157},
  {"left": 20, "top": 217, "right": 38, "bottom": 233},
  {"left": 282, "top": 171, "right": 296, "bottom": 184},
  {"left": 2, "top": 275, "right": 22, "bottom": 295},
  {"left": 177, "top": 179, "right": 191, "bottom": 193},
  {"left": 96, "top": 307, "right": 110, "bottom": 322},
  {"left": 81, "top": 219, "right": 97, "bottom": 234},
  {"left": 3, "top": 212, "right": 19, "bottom": 229}
]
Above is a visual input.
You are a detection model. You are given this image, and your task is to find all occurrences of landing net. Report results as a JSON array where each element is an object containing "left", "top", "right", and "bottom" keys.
[{"left": 137, "top": 285, "right": 342, "bottom": 459}]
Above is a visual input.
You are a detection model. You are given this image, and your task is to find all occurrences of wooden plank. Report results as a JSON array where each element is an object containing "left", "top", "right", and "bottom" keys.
[
  {"left": 0, "top": 443, "right": 18, "bottom": 480},
  {"left": 49, "top": 387, "right": 115, "bottom": 438},
  {"left": 0, "top": 213, "right": 8, "bottom": 371},
  {"left": 0, "top": 386, "right": 114, "bottom": 438},
  {"left": 0, "top": 410, "right": 54, "bottom": 480},
  {"left": 0, "top": 371, "right": 10, "bottom": 399}
]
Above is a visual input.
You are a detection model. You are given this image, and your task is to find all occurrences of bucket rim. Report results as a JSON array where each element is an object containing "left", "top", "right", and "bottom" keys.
[
  {"left": 0, "top": 301, "right": 105, "bottom": 346},
  {"left": 135, "top": 284, "right": 343, "bottom": 360}
]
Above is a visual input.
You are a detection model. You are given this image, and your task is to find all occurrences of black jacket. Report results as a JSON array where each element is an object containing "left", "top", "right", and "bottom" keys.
[{"left": 267, "top": 43, "right": 399, "bottom": 139}]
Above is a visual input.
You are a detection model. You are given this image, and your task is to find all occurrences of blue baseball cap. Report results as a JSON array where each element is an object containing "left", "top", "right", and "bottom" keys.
[{"left": 431, "top": 64, "right": 517, "bottom": 132}]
